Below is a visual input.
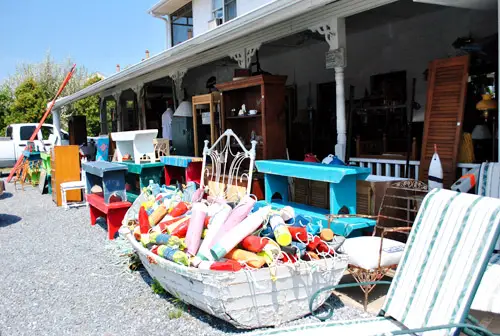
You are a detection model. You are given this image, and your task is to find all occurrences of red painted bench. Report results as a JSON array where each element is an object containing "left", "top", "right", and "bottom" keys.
[{"left": 87, "top": 193, "right": 132, "bottom": 240}]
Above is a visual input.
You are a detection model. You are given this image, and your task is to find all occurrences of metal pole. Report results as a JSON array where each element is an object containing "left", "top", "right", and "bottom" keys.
[{"left": 405, "top": 78, "right": 416, "bottom": 178}]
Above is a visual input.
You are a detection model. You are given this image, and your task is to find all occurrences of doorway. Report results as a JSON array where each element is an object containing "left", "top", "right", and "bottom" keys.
[{"left": 316, "top": 82, "right": 337, "bottom": 159}]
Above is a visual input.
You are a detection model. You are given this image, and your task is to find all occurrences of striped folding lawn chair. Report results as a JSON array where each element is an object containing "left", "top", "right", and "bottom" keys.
[
  {"left": 472, "top": 162, "right": 500, "bottom": 314},
  {"left": 249, "top": 188, "right": 500, "bottom": 336}
]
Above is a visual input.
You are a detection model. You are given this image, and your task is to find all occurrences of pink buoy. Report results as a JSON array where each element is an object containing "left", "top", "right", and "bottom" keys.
[{"left": 185, "top": 202, "right": 208, "bottom": 256}]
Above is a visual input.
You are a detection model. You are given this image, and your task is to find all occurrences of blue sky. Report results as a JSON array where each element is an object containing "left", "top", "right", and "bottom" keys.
[{"left": 0, "top": 0, "right": 165, "bottom": 82}]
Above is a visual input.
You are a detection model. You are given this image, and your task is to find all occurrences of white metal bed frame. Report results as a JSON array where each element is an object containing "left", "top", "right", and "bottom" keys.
[{"left": 200, "top": 129, "right": 257, "bottom": 200}]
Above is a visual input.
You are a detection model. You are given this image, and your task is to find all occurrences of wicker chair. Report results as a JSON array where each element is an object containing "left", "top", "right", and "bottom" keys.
[{"left": 327, "top": 179, "right": 428, "bottom": 310}]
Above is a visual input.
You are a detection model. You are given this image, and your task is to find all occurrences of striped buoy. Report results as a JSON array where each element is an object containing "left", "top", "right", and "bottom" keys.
[{"left": 428, "top": 144, "right": 443, "bottom": 190}]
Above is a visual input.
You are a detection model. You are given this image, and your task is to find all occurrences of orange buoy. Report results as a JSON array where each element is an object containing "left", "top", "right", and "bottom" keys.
[
  {"left": 170, "top": 202, "right": 189, "bottom": 217},
  {"left": 304, "top": 251, "right": 320, "bottom": 260},
  {"left": 320, "top": 228, "right": 334, "bottom": 242},
  {"left": 166, "top": 217, "right": 190, "bottom": 234},
  {"left": 225, "top": 249, "right": 266, "bottom": 268},
  {"left": 306, "top": 236, "right": 321, "bottom": 251},
  {"left": 210, "top": 260, "right": 242, "bottom": 271},
  {"left": 171, "top": 219, "right": 190, "bottom": 238},
  {"left": 288, "top": 226, "right": 308, "bottom": 242},
  {"left": 240, "top": 236, "right": 267, "bottom": 253}
]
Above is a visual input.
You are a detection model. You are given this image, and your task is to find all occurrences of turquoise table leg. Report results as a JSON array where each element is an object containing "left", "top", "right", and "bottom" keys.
[
  {"left": 329, "top": 174, "right": 357, "bottom": 214},
  {"left": 264, "top": 174, "right": 289, "bottom": 203}
]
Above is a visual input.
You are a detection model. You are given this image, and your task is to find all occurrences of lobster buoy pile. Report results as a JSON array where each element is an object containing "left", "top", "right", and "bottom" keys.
[{"left": 127, "top": 184, "right": 346, "bottom": 273}]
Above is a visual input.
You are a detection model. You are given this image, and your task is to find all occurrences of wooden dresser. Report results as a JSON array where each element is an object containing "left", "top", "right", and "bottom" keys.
[{"left": 51, "top": 145, "right": 82, "bottom": 206}]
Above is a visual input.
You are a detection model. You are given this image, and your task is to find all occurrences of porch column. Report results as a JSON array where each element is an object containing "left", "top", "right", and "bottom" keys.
[
  {"left": 310, "top": 17, "right": 347, "bottom": 161},
  {"left": 498, "top": 0, "right": 499, "bottom": 160},
  {"left": 112, "top": 91, "right": 122, "bottom": 132},
  {"left": 52, "top": 107, "right": 62, "bottom": 145},
  {"left": 131, "top": 83, "right": 146, "bottom": 130},
  {"left": 99, "top": 95, "right": 108, "bottom": 135}
]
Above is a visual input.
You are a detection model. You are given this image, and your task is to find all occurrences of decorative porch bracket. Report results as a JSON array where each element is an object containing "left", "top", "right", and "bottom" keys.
[
  {"left": 229, "top": 43, "right": 262, "bottom": 69},
  {"left": 169, "top": 69, "right": 187, "bottom": 101},
  {"left": 310, "top": 17, "right": 347, "bottom": 162},
  {"left": 131, "top": 83, "right": 146, "bottom": 130}
]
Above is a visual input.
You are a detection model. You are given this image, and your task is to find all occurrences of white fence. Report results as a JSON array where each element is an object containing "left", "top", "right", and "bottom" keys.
[{"left": 349, "top": 157, "right": 480, "bottom": 180}]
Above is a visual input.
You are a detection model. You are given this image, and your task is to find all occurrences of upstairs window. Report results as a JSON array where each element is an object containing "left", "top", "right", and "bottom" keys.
[
  {"left": 171, "top": 2, "right": 193, "bottom": 46},
  {"left": 212, "top": 0, "right": 237, "bottom": 22}
]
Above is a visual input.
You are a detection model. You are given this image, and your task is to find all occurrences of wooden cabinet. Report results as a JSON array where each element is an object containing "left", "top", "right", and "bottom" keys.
[
  {"left": 192, "top": 92, "right": 221, "bottom": 156},
  {"left": 68, "top": 115, "right": 87, "bottom": 146},
  {"left": 216, "top": 75, "right": 287, "bottom": 160},
  {"left": 51, "top": 145, "right": 82, "bottom": 206}
]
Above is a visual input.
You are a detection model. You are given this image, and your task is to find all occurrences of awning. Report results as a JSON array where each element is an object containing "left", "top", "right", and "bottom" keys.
[{"left": 53, "top": 0, "right": 396, "bottom": 109}]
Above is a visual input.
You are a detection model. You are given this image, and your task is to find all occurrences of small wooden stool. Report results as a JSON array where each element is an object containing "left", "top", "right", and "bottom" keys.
[{"left": 86, "top": 194, "right": 131, "bottom": 240}]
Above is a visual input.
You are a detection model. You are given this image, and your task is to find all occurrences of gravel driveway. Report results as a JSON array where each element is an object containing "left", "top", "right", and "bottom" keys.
[{"left": 0, "top": 183, "right": 368, "bottom": 336}]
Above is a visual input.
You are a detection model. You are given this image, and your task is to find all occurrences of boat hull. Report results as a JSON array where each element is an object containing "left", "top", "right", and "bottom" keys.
[{"left": 123, "top": 229, "right": 348, "bottom": 329}]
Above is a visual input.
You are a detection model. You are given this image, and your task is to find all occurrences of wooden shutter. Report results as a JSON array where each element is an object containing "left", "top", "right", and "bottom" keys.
[{"left": 420, "top": 55, "right": 469, "bottom": 188}]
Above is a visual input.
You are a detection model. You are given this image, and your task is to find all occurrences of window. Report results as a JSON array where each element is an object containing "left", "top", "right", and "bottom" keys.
[
  {"left": 19, "top": 126, "right": 36, "bottom": 141},
  {"left": 41, "top": 126, "right": 54, "bottom": 140},
  {"left": 224, "top": 0, "right": 237, "bottom": 21},
  {"left": 212, "top": 0, "right": 237, "bottom": 22},
  {"left": 6, "top": 126, "right": 12, "bottom": 139},
  {"left": 171, "top": 3, "right": 193, "bottom": 46}
]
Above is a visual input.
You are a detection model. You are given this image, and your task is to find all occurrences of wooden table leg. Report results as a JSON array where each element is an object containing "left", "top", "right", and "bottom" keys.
[
  {"left": 89, "top": 205, "right": 104, "bottom": 225},
  {"left": 107, "top": 208, "right": 129, "bottom": 240}
]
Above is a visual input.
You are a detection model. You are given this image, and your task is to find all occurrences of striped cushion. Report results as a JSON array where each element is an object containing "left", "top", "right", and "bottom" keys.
[
  {"left": 247, "top": 317, "right": 402, "bottom": 336},
  {"left": 478, "top": 163, "right": 500, "bottom": 198},
  {"left": 472, "top": 253, "right": 500, "bottom": 314},
  {"left": 383, "top": 189, "right": 500, "bottom": 335},
  {"left": 478, "top": 163, "right": 500, "bottom": 251}
]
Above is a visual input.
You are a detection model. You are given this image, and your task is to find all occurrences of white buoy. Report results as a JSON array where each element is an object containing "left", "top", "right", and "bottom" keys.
[{"left": 428, "top": 144, "right": 443, "bottom": 190}]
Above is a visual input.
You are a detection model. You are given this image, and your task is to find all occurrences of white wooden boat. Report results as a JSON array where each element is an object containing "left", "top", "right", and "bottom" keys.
[
  {"left": 121, "top": 130, "right": 348, "bottom": 328},
  {"left": 122, "top": 226, "right": 348, "bottom": 329}
]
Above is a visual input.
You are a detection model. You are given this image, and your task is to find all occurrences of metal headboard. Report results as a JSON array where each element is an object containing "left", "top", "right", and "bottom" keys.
[{"left": 200, "top": 129, "right": 257, "bottom": 201}]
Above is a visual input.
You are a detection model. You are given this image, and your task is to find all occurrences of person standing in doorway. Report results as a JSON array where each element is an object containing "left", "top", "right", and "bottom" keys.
[{"left": 162, "top": 101, "right": 174, "bottom": 145}]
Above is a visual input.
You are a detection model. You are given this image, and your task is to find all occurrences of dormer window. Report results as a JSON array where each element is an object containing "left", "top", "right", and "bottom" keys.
[{"left": 212, "top": 0, "right": 237, "bottom": 22}]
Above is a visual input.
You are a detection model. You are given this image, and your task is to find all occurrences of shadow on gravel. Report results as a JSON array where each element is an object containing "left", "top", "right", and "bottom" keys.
[
  {"left": 0, "top": 213, "right": 22, "bottom": 227},
  {"left": 0, "top": 192, "right": 13, "bottom": 200}
]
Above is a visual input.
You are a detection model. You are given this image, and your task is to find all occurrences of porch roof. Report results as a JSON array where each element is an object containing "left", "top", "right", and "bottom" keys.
[{"left": 53, "top": 0, "right": 397, "bottom": 109}]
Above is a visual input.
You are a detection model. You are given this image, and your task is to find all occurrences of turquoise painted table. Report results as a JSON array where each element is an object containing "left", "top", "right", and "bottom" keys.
[
  {"left": 254, "top": 160, "right": 375, "bottom": 237},
  {"left": 118, "top": 161, "right": 165, "bottom": 203}
]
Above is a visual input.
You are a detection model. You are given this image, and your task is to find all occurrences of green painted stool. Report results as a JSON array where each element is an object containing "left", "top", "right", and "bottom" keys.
[{"left": 118, "top": 161, "right": 165, "bottom": 203}]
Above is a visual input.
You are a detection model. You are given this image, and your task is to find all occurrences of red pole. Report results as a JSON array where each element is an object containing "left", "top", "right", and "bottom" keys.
[{"left": 6, "top": 64, "right": 77, "bottom": 182}]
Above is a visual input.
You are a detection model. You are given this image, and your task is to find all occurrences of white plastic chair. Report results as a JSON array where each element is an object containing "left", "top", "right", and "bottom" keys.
[{"left": 60, "top": 170, "right": 88, "bottom": 210}]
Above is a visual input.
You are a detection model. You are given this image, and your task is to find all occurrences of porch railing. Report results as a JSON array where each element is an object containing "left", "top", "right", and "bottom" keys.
[{"left": 349, "top": 157, "right": 480, "bottom": 180}]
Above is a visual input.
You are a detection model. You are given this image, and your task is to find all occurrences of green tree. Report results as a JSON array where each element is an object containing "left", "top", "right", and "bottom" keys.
[
  {"left": 0, "top": 85, "right": 13, "bottom": 133},
  {"left": 1, "top": 52, "right": 100, "bottom": 134},
  {"left": 71, "top": 76, "right": 103, "bottom": 136},
  {"left": 4, "top": 78, "right": 47, "bottom": 127}
]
